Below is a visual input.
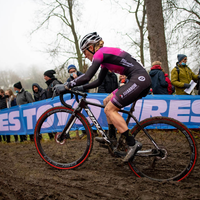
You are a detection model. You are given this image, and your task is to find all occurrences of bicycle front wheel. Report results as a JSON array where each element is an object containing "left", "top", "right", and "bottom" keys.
[
  {"left": 34, "top": 106, "right": 93, "bottom": 169},
  {"left": 129, "top": 116, "right": 197, "bottom": 181}
]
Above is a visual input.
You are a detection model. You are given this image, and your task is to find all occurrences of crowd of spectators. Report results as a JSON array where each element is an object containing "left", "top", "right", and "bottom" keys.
[
  {"left": 0, "top": 56, "right": 200, "bottom": 143},
  {"left": 0, "top": 69, "right": 63, "bottom": 143},
  {"left": 150, "top": 54, "right": 200, "bottom": 95}
]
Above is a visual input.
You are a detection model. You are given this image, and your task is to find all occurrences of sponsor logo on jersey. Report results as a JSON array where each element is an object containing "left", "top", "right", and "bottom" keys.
[
  {"left": 138, "top": 76, "right": 145, "bottom": 81},
  {"left": 122, "top": 83, "right": 138, "bottom": 97},
  {"left": 70, "top": 80, "right": 76, "bottom": 86},
  {"left": 120, "top": 58, "right": 134, "bottom": 67}
]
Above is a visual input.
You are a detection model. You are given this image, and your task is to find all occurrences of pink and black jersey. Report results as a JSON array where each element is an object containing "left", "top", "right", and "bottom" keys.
[
  {"left": 68, "top": 47, "right": 147, "bottom": 90},
  {"left": 68, "top": 47, "right": 151, "bottom": 108}
]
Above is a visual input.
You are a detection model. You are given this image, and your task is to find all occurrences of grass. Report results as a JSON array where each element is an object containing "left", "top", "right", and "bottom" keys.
[
  {"left": 2, "top": 129, "right": 199, "bottom": 144},
  {"left": 0, "top": 130, "right": 85, "bottom": 144}
]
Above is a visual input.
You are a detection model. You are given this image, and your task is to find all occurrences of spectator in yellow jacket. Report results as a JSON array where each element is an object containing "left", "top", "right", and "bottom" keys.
[{"left": 171, "top": 54, "right": 199, "bottom": 95}]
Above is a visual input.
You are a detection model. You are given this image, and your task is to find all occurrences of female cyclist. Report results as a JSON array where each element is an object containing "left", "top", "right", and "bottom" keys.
[{"left": 54, "top": 32, "right": 151, "bottom": 163}]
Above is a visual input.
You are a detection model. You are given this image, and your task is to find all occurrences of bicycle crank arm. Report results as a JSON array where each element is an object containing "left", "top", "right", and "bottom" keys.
[{"left": 136, "top": 149, "right": 162, "bottom": 157}]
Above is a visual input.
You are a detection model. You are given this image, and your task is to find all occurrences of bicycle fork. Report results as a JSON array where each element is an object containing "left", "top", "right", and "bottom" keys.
[
  {"left": 58, "top": 100, "right": 110, "bottom": 144},
  {"left": 57, "top": 113, "right": 77, "bottom": 142},
  {"left": 57, "top": 102, "right": 85, "bottom": 142}
]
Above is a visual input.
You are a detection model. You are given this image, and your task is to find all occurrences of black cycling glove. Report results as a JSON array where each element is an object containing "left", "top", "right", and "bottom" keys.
[
  {"left": 53, "top": 84, "right": 67, "bottom": 95},
  {"left": 72, "top": 86, "right": 84, "bottom": 91}
]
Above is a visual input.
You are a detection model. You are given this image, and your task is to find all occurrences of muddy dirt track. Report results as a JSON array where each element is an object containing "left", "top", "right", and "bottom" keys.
[{"left": 0, "top": 135, "right": 199, "bottom": 200}]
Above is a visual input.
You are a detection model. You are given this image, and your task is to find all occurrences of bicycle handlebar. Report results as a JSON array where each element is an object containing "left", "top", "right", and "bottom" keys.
[{"left": 59, "top": 88, "right": 88, "bottom": 108}]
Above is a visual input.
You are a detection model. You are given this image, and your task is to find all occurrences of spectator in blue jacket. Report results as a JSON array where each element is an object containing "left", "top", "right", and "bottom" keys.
[{"left": 149, "top": 61, "right": 168, "bottom": 94}]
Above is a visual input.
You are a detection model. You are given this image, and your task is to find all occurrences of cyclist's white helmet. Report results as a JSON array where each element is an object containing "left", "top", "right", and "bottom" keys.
[{"left": 80, "top": 32, "right": 102, "bottom": 52}]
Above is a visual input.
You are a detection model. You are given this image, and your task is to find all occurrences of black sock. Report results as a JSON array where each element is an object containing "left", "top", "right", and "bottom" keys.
[
  {"left": 121, "top": 129, "right": 135, "bottom": 146},
  {"left": 108, "top": 124, "right": 116, "bottom": 138}
]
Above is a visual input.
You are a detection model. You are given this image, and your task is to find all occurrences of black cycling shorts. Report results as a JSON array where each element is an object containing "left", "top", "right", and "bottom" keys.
[{"left": 111, "top": 73, "right": 151, "bottom": 109}]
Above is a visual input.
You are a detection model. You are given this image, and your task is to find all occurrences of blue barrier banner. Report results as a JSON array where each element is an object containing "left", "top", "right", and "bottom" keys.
[{"left": 0, "top": 94, "right": 200, "bottom": 135}]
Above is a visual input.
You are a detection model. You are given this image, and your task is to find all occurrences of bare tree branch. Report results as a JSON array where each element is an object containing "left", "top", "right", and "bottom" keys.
[
  {"left": 31, "top": 0, "right": 85, "bottom": 74},
  {"left": 114, "top": 0, "right": 147, "bottom": 65}
]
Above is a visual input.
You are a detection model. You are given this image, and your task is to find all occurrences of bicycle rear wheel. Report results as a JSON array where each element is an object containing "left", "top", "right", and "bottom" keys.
[
  {"left": 34, "top": 106, "right": 93, "bottom": 169},
  {"left": 129, "top": 116, "right": 197, "bottom": 181}
]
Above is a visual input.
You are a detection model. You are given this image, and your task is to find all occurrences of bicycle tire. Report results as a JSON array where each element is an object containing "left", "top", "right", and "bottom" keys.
[
  {"left": 129, "top": 116, "right": 197, "bottom": 181},
  {"left": 34, "top": 106, "right": 93, "bottom": 169}
]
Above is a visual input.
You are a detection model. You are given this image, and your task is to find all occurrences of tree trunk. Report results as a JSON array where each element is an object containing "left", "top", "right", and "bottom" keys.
[{"left": 146, "top": 0, "right": 169, "bottom": 74}]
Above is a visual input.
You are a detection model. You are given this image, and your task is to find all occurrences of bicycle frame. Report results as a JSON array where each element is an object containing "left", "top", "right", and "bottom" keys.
[{"left": 59, "top": 92, "right": 160, "bottom": 150}]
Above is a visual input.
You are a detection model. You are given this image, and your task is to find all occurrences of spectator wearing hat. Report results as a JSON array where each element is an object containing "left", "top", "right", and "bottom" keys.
[
  {"left": 13, "top": 82, "right": 34, "bottom": 105},
  {"left": 171, "top": 54, "right": 200, "bottom": 95},
  {"left": 44, "top": 70, "right": 63, "bottom": 140},
  {"left": 13, "top": 81, "right": 34, "bottom": 142},
  {"left": 66, "top": 65, "right": 88, "bottom": 92},
  {"left": 44, "top": 70, "right": 63, "bottom": 99}
]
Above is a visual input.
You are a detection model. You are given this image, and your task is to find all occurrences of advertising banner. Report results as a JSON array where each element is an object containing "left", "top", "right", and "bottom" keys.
[{"left": 0, "top": 94, "right": 200, "bottom": 135}]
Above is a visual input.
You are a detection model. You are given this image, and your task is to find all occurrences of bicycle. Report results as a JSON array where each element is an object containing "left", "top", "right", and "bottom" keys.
[{"left": 34, "top": 89, "right": 198, "bottom": 181}]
